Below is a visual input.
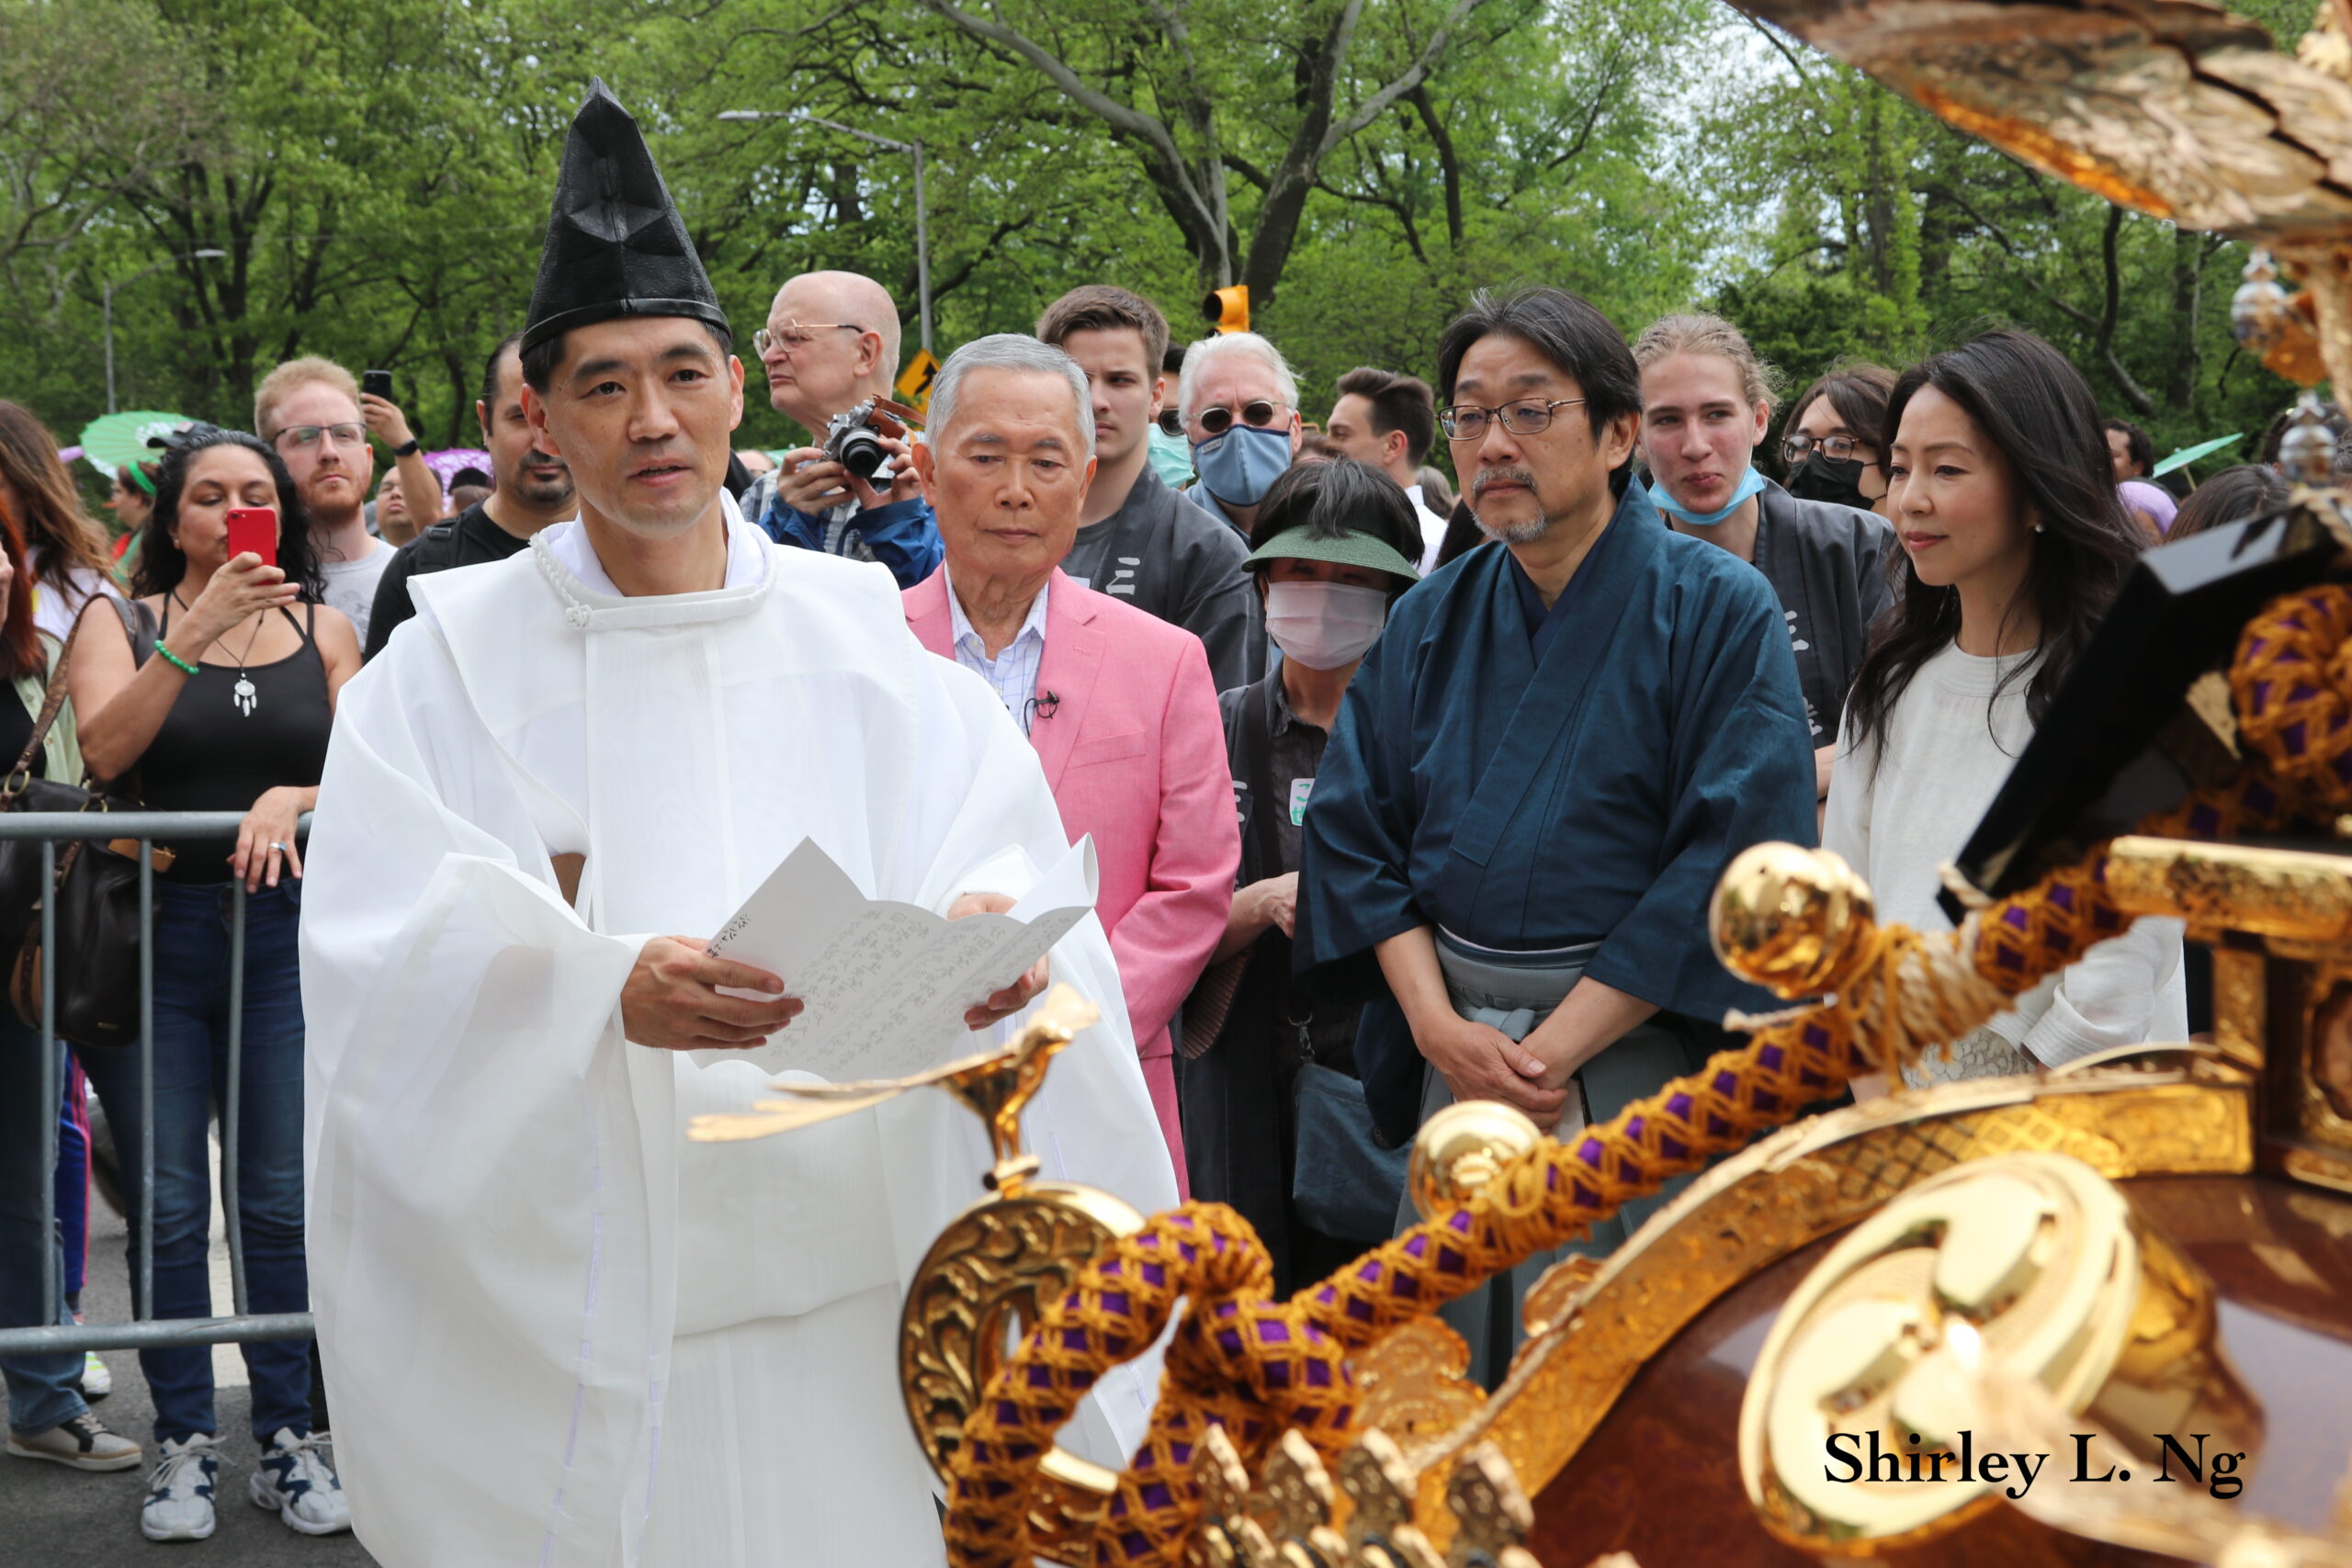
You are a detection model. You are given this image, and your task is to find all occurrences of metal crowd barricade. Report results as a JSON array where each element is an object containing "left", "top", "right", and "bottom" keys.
[{"left": 0, "top": 810, "right": 313, "bottom": 1356}]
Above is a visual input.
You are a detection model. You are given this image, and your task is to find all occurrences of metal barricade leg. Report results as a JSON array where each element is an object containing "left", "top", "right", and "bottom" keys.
[
  {"left": 0, "top": 813, "right": 313, "bottom": 1361},
  {"left": 224, "top": 878, "right": 247, "bottom": 1317},
  {"left": 37, "top": 838, "right": 57, "bottom": 1336},
  {"left": 138, "top": 838, "right": 153, "bottom": 1325}
]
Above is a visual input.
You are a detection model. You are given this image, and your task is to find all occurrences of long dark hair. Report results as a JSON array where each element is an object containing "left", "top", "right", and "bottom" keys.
[
  {"left": 1841, "top": 330, "right": 2141, "bottom": 764},
  {"left": 135, "top": 428, "right": 328, "bottom": 604},
  {"left": 0, "top": 400, "right": 116, "bottom": 604},
  {"left": 0, "top": 511, "right": 46, "bottom": 682},
  {"left": 2165, "top": 463, "right": 2290, "bottom": 542},
  {"left": 1247, "top": 458, "right": 1424, "bottom": 601}
]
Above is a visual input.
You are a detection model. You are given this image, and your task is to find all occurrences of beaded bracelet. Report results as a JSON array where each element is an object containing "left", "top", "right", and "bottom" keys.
[{"left": 153, "top": 640, "right": 199, "bottom": 678}]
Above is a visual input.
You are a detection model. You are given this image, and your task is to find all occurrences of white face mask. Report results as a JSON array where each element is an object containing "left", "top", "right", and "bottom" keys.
[{"left": 1264, "top": 579, "right": 1388, "bottom": 671}]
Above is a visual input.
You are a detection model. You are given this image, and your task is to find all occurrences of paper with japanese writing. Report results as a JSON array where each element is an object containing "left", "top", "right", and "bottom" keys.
[{"left": 694, "top": 835, "right": 1097, "bottom": 1080}]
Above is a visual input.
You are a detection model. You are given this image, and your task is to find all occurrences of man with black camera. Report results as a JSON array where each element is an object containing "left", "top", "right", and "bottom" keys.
[{"left": 740, "top": 269, "right": 943, "bottom": 590}]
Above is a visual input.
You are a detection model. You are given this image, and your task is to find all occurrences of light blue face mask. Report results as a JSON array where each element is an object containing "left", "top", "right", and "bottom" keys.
[
  {"left": 1647, "top": 465, "right": 1765, "bottom": 527},
  {"left": 1147, "top": 424, "right": 1195, "bottom": 490},
  {"left": 1193, "top": 423, "right": 1293, "bottom": 508}
]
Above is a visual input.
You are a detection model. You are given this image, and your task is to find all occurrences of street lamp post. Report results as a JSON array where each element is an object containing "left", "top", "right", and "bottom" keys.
[
  {"left": 718, "top": 110, "right": 933, "bottom": 359},
  {"left": 104, "top": 250, "right": 226, "bottom": 413}
]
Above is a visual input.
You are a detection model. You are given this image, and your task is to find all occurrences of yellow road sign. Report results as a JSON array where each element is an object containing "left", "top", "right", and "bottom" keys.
[{"left": 897, "top": 348, "right": 941, "bottom": 412}]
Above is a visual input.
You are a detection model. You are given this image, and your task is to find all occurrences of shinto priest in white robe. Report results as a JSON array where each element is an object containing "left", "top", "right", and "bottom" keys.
[{"left": 300, "top": 500, "right": 1179, "bottom": 1566}]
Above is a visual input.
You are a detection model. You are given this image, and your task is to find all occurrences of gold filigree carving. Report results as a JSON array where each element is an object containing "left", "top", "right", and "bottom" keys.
[
  {"left": 1740, "top": 1153, "right": 2257, "bottom": 1552},
  {"left": 1405, "top": 1071, "right": 2255, "bottom": 1551},
  {"left": 1442, "top": 1443, "right": 1541, "bottom": 1568},
  {"left": 1351, "top": 1319, "right": 1486, "bottom": 1459},
  {"left": 2214, "top": 947, "right": 2269, "bottom": 1070},
  {"left": 899, "top": 1183, "right": 1141, "bottom": 1496},
  {"left": 1519, "top": 1256, "right": 1602, "bottom": 1339},
  {"left": 2107, "top": 835, "right": 2352, "bottom": 942},
  {"left": 1262, "top": 1429, "right": 1350, "bottom": 1568},
  {"left": 1195, "top": 1424, "right": 1279, "bottom": 1568},
  {"left": 1340, "top": 1430, "right": 1446, "bottom": 1568}
]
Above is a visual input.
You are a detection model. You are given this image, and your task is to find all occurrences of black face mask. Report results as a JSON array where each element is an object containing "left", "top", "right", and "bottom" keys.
[{"left": 1787, "top": 452, "right": 1871, "bottom": 510}]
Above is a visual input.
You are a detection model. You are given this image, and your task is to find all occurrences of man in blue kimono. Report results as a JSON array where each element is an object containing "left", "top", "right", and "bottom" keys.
[{"left": 1295, "top": 287, "right": 1815, "bottom": 1381}]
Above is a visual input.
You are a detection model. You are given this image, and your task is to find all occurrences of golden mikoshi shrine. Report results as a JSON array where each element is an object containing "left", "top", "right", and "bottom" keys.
[{"left": 694, "top": 1, "right": 2352, "bottom": 1561}]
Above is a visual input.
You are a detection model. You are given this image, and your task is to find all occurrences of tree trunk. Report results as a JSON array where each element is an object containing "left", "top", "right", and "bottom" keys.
[
  {"left": 1408, "top": 86, "right": 1464, "bottom": 250},
  {"left": 2164, "top": 226, "right": 2202, "bottom": 414}
]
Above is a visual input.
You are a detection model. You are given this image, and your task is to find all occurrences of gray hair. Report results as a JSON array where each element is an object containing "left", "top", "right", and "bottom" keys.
[
  {"left": 1178, "top": 332, "right": 1299, "bottom": 423},
  {"left": 921, "top": 333, "right": 1095, "bottom": 457}
]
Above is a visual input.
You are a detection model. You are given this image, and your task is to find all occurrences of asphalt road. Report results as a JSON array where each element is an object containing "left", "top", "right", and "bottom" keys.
[{"left": 1, "top": 1185, "right": 380, "bottom": 1565}]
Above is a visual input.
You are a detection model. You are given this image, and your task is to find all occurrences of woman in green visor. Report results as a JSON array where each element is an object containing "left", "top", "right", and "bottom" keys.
[{"left": 1179, "top": 457, "right": 1424, "bottom": 1292}]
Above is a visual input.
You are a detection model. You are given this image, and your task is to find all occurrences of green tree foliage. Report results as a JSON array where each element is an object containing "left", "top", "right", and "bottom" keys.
[
  {"left": 0, "top": 0, "right": 2324, "bottom": 487},
  {"left": 1707, "top": 9, "right": 2312, "bottom": 464}
]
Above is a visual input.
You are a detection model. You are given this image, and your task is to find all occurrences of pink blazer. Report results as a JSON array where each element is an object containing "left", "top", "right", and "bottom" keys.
[{"left": 906, "top": 568, "right": 1238, "bottom": 1195}]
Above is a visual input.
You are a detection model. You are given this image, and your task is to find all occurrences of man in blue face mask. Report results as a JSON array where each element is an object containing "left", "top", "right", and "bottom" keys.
[{"left": 1180, "top": 332, "right": 1306, "bottom": 538}]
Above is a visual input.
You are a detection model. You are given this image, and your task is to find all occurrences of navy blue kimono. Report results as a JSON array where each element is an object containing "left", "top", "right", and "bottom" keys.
[{"left": 1295, "top": 482, "right": 1818, "bottom": 1146}]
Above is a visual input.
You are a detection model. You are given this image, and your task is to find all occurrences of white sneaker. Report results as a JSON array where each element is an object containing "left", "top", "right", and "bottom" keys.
[
  {"left": 78, "top": 1351, "right": 111, "bottom": 1399},
  {"left": 141, "top": 1435, "right": 219, "bottom": 1541},
  {"left": 6, "top": 1411, "right": 141, "bottom": 1471},
  {"left": 250, "top": 1427, "right": 350, "bottom": 1536}
]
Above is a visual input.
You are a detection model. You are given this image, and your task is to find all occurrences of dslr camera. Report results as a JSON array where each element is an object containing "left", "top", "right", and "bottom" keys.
[{"left": 822, "top": 397, "right": 922, "bottom": 482}]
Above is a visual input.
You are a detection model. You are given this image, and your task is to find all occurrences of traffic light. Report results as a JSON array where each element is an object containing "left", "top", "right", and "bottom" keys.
[{"left": 1203, "top": 285, "right": 1250, "bottom": 335}]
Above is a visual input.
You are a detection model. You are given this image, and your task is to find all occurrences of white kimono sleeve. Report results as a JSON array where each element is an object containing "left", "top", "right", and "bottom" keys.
[{"left": 301, "top": 641, "right": 663, "bottom": 1568}]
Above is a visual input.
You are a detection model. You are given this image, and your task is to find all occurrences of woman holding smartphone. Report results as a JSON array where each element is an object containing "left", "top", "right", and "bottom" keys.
[{"left": 66, "top": 426, "right": 359, "bottom": 1543}]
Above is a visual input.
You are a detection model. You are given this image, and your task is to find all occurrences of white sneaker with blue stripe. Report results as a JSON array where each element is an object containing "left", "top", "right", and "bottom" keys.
[
  {"left": 250, "top": 1427, "right": 349, "bottom": 1536},
  {"left": 141, "top": 1434, "right": 219, "bottom": 1541}
]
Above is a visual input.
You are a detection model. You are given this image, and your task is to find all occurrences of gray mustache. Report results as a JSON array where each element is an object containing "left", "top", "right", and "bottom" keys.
[{"left": 1473, "top": 468, "right": 1536, "bottom": 496}]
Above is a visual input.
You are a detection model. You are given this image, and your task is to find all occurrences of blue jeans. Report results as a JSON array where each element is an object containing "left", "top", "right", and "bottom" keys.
[
  {"left": 79, "top": 880, "right": 313, "bottom": 1445},
  {"left": 0, "top": 1017, "right": 86, "bottom": 1435}
]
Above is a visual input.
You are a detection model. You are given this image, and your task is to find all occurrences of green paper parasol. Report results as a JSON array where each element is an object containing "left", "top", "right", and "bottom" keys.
[
  {"left": 2150, "top": 433, "right": 2243, "bottom": 478},
  {"left": 75, "top": 411, "right": 197, "bottom": 478}
]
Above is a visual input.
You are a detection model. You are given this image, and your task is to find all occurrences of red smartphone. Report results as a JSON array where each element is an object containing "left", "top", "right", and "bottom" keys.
[{"left": 225, "top": 509, "right": 278, "bottom": 569}]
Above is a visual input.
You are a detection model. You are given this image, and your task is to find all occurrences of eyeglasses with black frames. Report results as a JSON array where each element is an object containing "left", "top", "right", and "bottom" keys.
[
  {"left": 1437, "top": 397, "right": 1588, "bottom": 443},
  {"left": 1781, "top": 432, "right": 1875, "bottom": 465},
  {"left": 1195, "top": 400, "right": 1287, "bottom": 436}
]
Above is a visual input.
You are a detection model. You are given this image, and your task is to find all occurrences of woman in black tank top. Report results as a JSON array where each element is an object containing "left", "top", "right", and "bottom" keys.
[{"left": 64, "top": 427, "right": 360, "bottom": 1529}]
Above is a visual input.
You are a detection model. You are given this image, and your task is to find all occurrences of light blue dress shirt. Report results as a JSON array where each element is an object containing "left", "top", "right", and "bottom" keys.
[{"left": 945, "top": 573, "right": 1050, "bottom": 735}]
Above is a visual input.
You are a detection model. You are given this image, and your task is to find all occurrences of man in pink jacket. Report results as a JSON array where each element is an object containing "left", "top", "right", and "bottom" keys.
[{"left": 905, "top": 333, "right": 1239, "bottom": 1194}]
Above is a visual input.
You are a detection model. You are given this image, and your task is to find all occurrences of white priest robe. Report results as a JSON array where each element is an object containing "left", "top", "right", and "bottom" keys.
[{"left": 300, "top": 504, "right": 1179, "bottom": 1568}]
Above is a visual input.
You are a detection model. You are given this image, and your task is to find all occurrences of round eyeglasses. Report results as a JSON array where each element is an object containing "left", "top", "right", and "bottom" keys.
[
  {"left": 1196, "top": 400, "right": 1286, "bottom": 436},
  {"left": 752, "top": 322, "right": 863, "bottom": 358}
]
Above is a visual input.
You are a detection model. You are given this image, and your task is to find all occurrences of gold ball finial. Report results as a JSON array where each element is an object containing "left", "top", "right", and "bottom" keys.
[
  {"left": 1408, "top": 1100, "right": 1544, "bottom": 1220},
  {"left": 1710, "top": 842, "right": 1875, "bottom": 999}
]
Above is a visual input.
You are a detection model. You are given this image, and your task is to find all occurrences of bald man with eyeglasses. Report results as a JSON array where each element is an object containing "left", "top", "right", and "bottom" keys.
[{"left": 737, "top": 269, "right": 943, "bottom": 589}]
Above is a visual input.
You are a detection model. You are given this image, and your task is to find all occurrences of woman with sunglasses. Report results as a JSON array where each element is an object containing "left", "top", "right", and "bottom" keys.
[{"left": 1633, "top": 316, "right": 1896, "bottom": 811}]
